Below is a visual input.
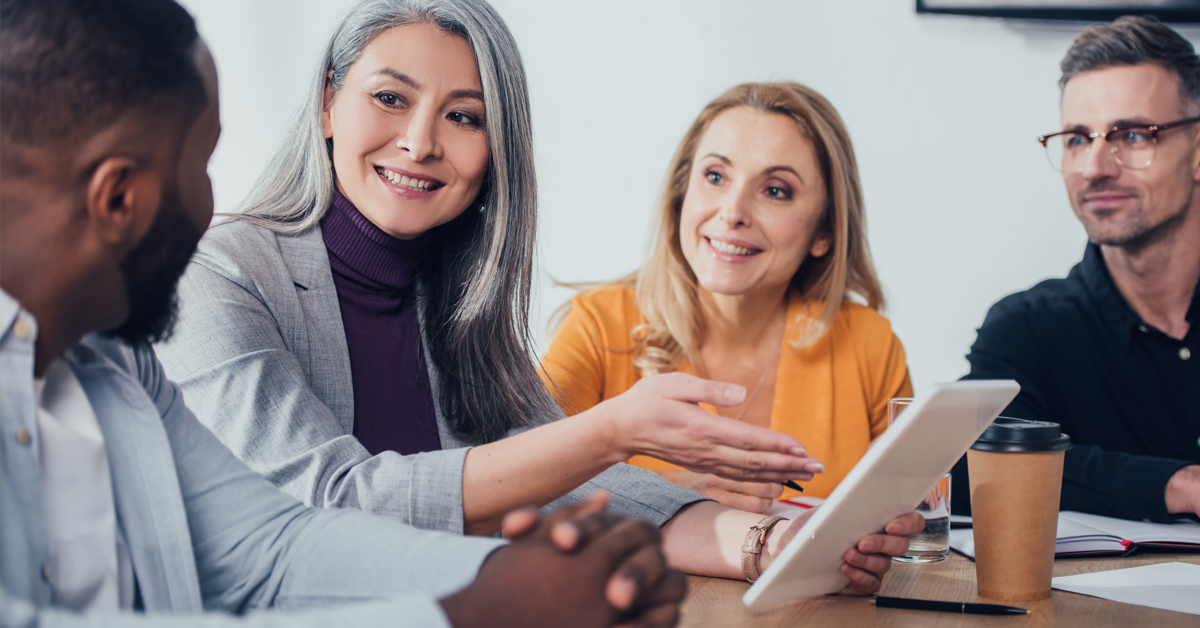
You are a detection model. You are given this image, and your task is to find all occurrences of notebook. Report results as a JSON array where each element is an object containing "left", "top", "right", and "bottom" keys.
[{"left": 950, "top": 511, "right": 1200, "bottom": 558}]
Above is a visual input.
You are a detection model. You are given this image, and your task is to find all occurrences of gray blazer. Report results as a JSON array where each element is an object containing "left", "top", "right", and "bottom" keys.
[
  {"left": 2, "top": 290, "right": 501, "bottom": 627},
  {"left": 156, "top": 219, "right": 701, "bottom": 533}
]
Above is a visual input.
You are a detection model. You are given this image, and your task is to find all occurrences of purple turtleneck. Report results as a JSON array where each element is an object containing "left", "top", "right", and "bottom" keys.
[{"left": 321, "top": 190, "right": 442, "bottom": 457}]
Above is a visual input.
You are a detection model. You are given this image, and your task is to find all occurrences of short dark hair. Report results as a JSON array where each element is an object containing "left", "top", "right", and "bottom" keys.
[
  {"left": 0, "top": 0, "right": 205, "bottom": 146},
  {"left": 1060, "top": 15, "right": 1200, "bottom": 108}
]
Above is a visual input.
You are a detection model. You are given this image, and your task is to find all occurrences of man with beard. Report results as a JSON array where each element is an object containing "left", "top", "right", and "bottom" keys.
[
  {"left": 0, "top": 0, "right": 685, "bottom": 626},
  {"left": 953, "top": 15, "right": 1200, "bottom": 523}
]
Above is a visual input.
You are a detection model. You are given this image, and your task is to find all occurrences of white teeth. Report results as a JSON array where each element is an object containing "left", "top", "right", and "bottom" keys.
[
  {"left": 708, "top": 238, "right": 754, "bottom": 256},
  {"left": 377, "top": 168, "right": 436, "bottom": 191}
]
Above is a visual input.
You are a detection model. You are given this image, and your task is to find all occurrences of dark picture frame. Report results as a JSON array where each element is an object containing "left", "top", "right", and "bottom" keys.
[{"left": 916, "top": 1, "right": 1200, "bottom": 23}]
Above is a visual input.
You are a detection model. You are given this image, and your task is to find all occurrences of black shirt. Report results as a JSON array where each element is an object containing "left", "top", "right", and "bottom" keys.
[{"left": 952, "top": 243, "right": 1199, "bottom": 522}]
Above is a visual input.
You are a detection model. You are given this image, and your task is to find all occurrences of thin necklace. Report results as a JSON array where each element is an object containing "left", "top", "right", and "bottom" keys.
[{"left": 732, "top": 341, "right": 783, "bottom": 422}]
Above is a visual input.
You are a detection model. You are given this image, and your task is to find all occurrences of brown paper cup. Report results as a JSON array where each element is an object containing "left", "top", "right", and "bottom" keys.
[{"left": 968, "top": 449, "right": 1064, "bottom": 601}]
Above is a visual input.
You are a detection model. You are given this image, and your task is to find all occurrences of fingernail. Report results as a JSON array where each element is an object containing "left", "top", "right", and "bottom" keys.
[
  {"left": 790, "top": 447, "right": 807, "bottom": 457},
  {"left": 886, "top": 522, "right": 901, "bottom": 535},
  {"left": 725, "top": 385, "right": 746, "bottom": 403},
  {"left": 551, "top": 522, "right": 580, "bottom": 549},
  {"left": 861, "top": 539, "right": 877, "bottom": 552},
  {"left": 805, "top": 462, "right": 825, "bottom": 473},
  {"left": 615, "top": 577, "right": 637, "bottom": 610}
]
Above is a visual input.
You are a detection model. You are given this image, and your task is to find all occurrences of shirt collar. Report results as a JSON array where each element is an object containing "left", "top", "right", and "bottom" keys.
[
  {"left": 0, "top": 289, "right": 20, "bottom": 334},
  {"left": 1079, "top": 241, "right": 1200, "bottom": 347},
  {"left": 1187, "top": 271, "right": 1200, "bottom": 327},
  {"left": 1079, "top": 242, "right": 1143, "bottom": 350}
]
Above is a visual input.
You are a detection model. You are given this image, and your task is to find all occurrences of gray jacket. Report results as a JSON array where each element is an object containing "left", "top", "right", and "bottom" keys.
[
  {"left": 1, "top": 290, "right": 502, "bottom": 627},
  {"left": 156, "top": 219, "right": 701, "bottom": 533}
]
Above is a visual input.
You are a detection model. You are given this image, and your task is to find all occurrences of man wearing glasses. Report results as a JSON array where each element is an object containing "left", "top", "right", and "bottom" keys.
[{"left": 953, "top": 15, "right": 1200, "bottom": 523}]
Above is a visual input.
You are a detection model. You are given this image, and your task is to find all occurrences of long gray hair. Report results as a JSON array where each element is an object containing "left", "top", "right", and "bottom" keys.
[{"left": 236, "top": 0, "right": 557, "bottom": 443}]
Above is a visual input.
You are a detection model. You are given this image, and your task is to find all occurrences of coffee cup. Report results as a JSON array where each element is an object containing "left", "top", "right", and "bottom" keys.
[{"left": 967, "top": 417, "right": 1071, "bottom": 601}]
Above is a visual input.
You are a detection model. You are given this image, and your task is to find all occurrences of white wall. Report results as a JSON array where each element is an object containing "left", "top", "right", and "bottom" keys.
[{"left": 180, "top": 0, "right": 1200, "bottom": 394}]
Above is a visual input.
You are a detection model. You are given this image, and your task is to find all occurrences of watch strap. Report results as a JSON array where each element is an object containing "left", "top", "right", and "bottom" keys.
[{"left": 741, "top": 515, "right": 786, "bottom": 582}]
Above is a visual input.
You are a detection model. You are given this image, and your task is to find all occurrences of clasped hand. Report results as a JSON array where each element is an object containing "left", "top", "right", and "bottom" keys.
[{"left": 441, "top": 492, "right": 685, "bottom": 628}]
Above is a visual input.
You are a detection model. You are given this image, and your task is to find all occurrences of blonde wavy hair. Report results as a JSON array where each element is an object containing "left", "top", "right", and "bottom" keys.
[{"left": 622, "top": 81, "right": 884, "bottom": 377}]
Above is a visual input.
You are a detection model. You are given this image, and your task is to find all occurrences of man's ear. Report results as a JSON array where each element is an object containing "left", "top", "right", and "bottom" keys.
[
  {"left": 322, "top": 72, "right": 335, "bottom": 140},
  {"left": 85, "top": 156, "right": 162, "bottom": 249}
]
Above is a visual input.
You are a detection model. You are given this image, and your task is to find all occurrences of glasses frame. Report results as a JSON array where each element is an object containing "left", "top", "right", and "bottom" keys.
[{"left": 1037, "top": 114, "right": 1200, "bottom": 172}]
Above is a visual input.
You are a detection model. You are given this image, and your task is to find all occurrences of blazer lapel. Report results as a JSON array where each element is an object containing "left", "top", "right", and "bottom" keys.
[
  {"left": 65, "top": 346, "right": 203, "bottom": 614},
  {"left": 275, "top": 226, "right": 356, "bottom": 434}
]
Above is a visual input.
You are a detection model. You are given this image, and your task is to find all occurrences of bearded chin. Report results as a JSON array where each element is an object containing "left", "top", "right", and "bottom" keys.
[{"left": 104, "top": 192, "right": 204, "bottom": 347}]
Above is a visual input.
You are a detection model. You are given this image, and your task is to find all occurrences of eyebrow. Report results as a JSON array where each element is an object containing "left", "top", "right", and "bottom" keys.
[
  {"left": 764, "top": 165, "right": 803, "bottom": 182},
  {"left": 371, "top": 68, "right": 419, "bottom": 89},
  {"left": 702, "top": 153, "right": 804, "bottom": 183},
  {"left": 1063, "top": 117, "right": 1155, "bottom": 133},
  {"left": 369, "top": 69, "right": 483, "bottom": 102},
  {"left": 448, "top": 88, "right": 484, "bottom": 101}
]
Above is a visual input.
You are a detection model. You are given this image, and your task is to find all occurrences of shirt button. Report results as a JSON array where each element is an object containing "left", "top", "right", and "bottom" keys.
[
  {"left": 15, "top": 427, "right": 30, "bottom": 446},
  {"left": 12, "top": 318, "right": 30, "bottom": 339},
  {"left": 1182, "top": 348, "right": 1192, "bottom": 361},
  {"left": 41, "top": 564, "right": 51, "bottom": 582},
  {"left": 1138, "top": 325, "right": 1148, "bottom": 333}
]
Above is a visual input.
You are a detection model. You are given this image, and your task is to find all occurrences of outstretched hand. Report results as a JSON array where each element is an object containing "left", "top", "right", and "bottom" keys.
[
  {"left": 596, "top": 372, "right": 825, "bottom": 483},
  {"left": 443, "top": 491, "right": 686, "bottom": 628}
]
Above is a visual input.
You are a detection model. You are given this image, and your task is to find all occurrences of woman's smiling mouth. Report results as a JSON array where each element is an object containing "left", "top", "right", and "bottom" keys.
[
  {"left": 705, "top": 236, "right": 762, "bottom": 257},
  {"left": 375, "top": 166, "right": 444, "bottom": 193}
]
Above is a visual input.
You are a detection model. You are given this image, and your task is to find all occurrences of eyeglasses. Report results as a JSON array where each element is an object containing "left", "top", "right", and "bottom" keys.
[{"left": 1037, "top": 114, "right": 1200, "bottom": 173}]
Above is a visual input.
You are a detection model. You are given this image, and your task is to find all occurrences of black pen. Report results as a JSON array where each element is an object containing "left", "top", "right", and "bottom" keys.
[
  {"left": 872, "top": 596, "right": 1027, "bottom": 615},
  {"left": 782, "top": 480, "right": 805, "bottom": 493}
]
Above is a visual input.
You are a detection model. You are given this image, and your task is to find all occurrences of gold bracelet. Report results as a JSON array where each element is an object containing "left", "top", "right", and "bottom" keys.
[{"left": 741, "top": 515, "right": 786, "bottom": 582}]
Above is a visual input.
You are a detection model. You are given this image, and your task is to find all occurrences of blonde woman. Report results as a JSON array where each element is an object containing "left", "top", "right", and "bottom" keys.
[{"left": 542, "top": 82, "right": 913, "bottom": 513}]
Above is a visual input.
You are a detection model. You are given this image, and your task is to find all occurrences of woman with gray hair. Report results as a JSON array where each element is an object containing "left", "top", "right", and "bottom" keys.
[{"left": 157, "top": 0, "right": 918, "bottom": 587}]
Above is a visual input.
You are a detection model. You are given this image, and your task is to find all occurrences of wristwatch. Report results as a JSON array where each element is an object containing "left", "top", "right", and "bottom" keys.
[{"left": 741, "top": 515, "right": 786, "bottom": 582}]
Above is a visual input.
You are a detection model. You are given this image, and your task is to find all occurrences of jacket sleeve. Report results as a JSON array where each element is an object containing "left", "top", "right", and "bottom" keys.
[
  {"left": 0, "top": 587, "right": 454, "bottom": 628},
  {"left": 544, "top": 462, "right": 709, "bottom": 526},
  {"left": 142, "top": 343, "right": 503, "bottom": 620},
  {"left": 954, "top": 301, "right": 1190, "bottom": 522},
  {"left": 156, "top": 245, "right": 470, "bottom": 533}
]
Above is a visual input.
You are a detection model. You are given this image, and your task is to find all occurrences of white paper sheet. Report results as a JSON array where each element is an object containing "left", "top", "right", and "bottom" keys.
[{"left": 1051, "top": 562, "right": 1200, "bottom": 616}]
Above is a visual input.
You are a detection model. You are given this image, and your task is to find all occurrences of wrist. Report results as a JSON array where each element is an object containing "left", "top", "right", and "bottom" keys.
[
  {"left": 439, "top": 589, "right": 482, "bottom": 628},
  {"left": 575, "top": 403, "right": 633, "bottom": 465},
  {"left": 1165, "top": 465, "right": 1200, "bottom": 515},
  {"left": 758, "top": 518, "right": 790, "bottom": 573},
  {"left": 741, "top": 515, "right": 788, "bottom": 581}
]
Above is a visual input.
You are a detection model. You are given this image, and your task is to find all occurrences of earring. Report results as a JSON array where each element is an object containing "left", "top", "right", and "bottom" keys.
[
  {"left": 478, "top": 204, "right": 486, "bottom": 214},
  {"left": 811, "top": 240, "right": 829, "bottom": 256}
]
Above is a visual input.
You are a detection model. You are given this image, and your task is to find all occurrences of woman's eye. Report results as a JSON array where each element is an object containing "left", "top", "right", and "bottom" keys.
[
  {"left": 448, "top": 111, "right": 480, "bottom": 127},
  {"left": 706, "top": 171, "right": 724, "bottom": 184},
  {"left": 766, "top": 186, "right": 791, "bottom": 199},
  {"left": 375, "top": 92, "right": 402, "bottom": 107}
]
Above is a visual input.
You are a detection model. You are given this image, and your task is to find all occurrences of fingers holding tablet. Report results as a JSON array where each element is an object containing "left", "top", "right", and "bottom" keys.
[{"left": 837, "top": 511, "right": 925, "bottom": 596}]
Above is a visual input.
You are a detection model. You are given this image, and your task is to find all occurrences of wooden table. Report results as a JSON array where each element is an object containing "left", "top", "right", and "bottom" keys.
[{"left": 680, "top": 552, "right": 1200, "bottom": 627}]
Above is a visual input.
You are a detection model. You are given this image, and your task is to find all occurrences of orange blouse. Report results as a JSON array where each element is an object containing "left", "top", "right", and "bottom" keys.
[{"left": 539, "top": 284, "right": 913, "bottom": 500}]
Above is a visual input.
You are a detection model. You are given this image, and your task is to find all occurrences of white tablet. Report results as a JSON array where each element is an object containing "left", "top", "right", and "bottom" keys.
[{"left": 742, "top": 380, "right": 1020, "bottom": 608}]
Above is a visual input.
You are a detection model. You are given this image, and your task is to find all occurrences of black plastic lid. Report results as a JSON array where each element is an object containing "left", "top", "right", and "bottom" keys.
[{"left": 970, "top": 417, "right": 1072, "bottom": 452}]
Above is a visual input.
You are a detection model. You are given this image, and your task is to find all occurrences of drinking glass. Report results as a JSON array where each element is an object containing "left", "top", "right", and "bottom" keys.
[{"left": 888, "top": 397, "right": 951, "bottom": 563}]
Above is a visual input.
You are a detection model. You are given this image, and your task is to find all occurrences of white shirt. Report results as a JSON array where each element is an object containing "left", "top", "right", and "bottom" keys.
[{"left": 36, "top": 358, "right": 133, "bottom": 611}]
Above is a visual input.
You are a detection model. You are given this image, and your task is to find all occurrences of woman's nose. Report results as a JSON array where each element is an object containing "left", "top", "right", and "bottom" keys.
[
  {"left": 716, "top": 185, "right": 753, "bottom": 227},
  {"left": 396, "top": 108, "right": 442, "bottom": 161}
]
